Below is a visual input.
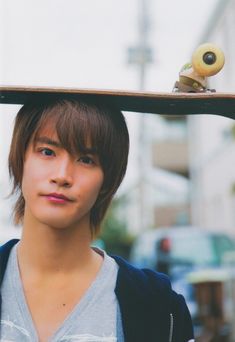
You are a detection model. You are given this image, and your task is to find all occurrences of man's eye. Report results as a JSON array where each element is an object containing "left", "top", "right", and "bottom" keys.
[
  {"left": 79, "top": 156, "right": 94, "bottom": 165},
  {"left": 40, "top": 148, "right": 55, "bottom": 156}
]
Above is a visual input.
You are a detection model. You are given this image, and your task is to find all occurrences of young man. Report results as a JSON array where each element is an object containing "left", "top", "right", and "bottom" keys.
[{"left": 0, "top": 97, "right": 194, "bottom": 342}]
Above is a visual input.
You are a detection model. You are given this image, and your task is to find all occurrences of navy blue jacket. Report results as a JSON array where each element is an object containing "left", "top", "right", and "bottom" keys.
[{"left": 0, "top": 239, "right": 194, "bottom": 342}]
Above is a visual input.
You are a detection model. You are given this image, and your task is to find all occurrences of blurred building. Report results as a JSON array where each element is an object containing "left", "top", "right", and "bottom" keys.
[
  {"left": 188, "top": 0, "right": 235, "bottom": 235},
  {"left": 117, "top": 113, "right": 190, "bottom": 234},
  {"left": 153, "top": 116, "right": 189, "bottom": 177},
  {"left": 199, "top": 0, "right": 235, "bottom": 93},
  {"left": 152, "top": 115, "right": 190, "bottom": 227}
]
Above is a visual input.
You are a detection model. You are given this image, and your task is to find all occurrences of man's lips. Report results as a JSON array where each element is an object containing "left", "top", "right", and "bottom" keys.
[{"left": 42, "top": 193, "right": 73, "bottom": 203}]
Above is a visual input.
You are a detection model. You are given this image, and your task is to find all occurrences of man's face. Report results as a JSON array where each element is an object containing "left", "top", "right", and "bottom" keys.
[{"left": 21, "top": 120, "right": 104, "bottom": 231}]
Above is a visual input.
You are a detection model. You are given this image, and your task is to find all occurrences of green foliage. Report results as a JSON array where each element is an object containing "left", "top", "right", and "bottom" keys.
[
  {"left": 100, "top": 198, "right": 134, "bottom": 259},
  {"left": 231, "top": 183, "right": 235, "bottom": 195},
  {"left": 231, "top": 123, "right": 235, "bottom": 139}
]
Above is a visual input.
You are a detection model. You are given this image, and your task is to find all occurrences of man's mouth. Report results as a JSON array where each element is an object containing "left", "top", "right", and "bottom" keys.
[{"left": 43, "top": 193, "right": 72, "bottom": 203}]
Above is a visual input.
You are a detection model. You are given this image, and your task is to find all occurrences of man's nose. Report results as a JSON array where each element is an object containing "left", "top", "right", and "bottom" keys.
[{"left": 50, "top": 158, "right": 73, "bottom": 188}]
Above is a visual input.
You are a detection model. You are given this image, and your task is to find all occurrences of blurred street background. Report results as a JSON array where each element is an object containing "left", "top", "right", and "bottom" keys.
[{"left": 1, "top": 0, "right": 235, "bottom": 340}]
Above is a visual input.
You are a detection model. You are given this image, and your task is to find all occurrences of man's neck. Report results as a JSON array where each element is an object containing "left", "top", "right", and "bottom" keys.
[{"left": 17, "top": 214, "right": 102, "bottom": 279}]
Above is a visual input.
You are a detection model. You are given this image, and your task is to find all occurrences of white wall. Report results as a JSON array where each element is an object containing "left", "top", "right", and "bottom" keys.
[{"left": 189, "top": 116, "right": 235, "bottom": 234}]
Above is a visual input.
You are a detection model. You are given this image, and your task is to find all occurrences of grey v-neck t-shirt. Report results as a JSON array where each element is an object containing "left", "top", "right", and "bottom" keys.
[{"left": 0, "top": 244, "right": 124, "bottom": 342}]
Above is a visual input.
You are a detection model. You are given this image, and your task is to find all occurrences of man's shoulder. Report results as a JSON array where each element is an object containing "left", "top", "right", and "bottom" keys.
[
  {"left": 112, "top": 254, "right": 192, "bottom": 315},
  {"left": 112, "top": 255, "right": 172, "bottom": 298},
  {"left": 0, "top": 239, "right": 19, "bottom": 283},
  {"left": 112, "top": 255, "right": 194, "bottom": 341}
]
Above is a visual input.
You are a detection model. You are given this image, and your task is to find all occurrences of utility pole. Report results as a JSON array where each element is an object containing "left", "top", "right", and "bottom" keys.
[
  {"left": 128, "top": 0, "right": 153, "bottom": 231},
  {"left": 128, "top": 0, "right": 152, "bottom": 90}
]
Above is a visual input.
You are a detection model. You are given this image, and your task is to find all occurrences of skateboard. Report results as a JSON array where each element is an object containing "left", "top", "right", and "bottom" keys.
[{"left": 0, "top": 44, "right": 234, "bottom": 120}]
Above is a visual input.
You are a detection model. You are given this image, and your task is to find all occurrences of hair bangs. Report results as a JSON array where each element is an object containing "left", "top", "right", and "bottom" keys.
[
  {"left": 33, "top": 100, "right": 99, "bottom": 157},
  {"left": 54, "top": 102, "right": 94, "bottom": 156}
]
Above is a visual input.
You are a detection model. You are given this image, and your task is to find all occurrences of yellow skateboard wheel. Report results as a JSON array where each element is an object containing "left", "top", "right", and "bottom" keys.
[{"left": 192, "top": 43, "right": 225, "bottom": 77}]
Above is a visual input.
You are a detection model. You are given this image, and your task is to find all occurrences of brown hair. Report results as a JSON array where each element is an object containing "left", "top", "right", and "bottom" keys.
[{"left": 8, "top": 97, "right": 129, "bottom": 236}]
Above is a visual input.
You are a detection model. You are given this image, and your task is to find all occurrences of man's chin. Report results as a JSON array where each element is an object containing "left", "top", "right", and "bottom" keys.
[
  {"left": 38, "top": 215, "right": 89, "bottom": 232},
  {"left": 34, "top": 214, "right": 71, "bottom": 229},
  {"left": 29, "top": 208, "right": 90, "bottom": 232}
]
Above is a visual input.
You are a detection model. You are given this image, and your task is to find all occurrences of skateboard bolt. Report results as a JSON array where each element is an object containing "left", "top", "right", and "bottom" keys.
[{"left": 203, "top": 52, "right": 216, "bottom": 65}]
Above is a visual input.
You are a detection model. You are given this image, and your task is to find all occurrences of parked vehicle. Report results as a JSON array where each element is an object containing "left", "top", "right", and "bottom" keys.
[{"left": 129, "top": 226, "right": 235, "bottom": 324}]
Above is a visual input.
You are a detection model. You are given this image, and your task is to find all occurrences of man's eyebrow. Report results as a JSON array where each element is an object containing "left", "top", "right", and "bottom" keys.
[
  {"left": 34, "top": 136, "right": 97, "bottom": 155},
  {"left": 80, "top": 147, "right": 98, "bottom": 155},
  {"left": 34, "top": 136, "right": 62, "bottom": 148}
]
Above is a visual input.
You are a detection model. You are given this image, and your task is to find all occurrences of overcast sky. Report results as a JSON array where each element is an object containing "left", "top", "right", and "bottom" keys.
[{"left": 0, "top": 0, "right": 219, "bottom": 89}]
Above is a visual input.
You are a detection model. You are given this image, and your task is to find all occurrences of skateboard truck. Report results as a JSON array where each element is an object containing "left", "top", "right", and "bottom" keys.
[{"left": 174, "top": 43, "right": 225, "bottom": 93}]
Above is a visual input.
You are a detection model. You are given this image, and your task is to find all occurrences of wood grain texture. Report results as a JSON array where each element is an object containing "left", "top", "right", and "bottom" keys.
[{"left": 0, "top": 86, "right": 235, "bottom": 119}]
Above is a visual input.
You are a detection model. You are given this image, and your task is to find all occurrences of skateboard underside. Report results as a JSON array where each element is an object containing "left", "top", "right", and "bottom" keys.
[{"left": 0, "top": 86, "right": 234, "bottom": 119}]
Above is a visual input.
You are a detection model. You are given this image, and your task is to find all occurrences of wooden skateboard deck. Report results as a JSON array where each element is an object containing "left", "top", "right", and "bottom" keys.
[{"left": 0, "top": 86, "right": 235, "bottom": 119}]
